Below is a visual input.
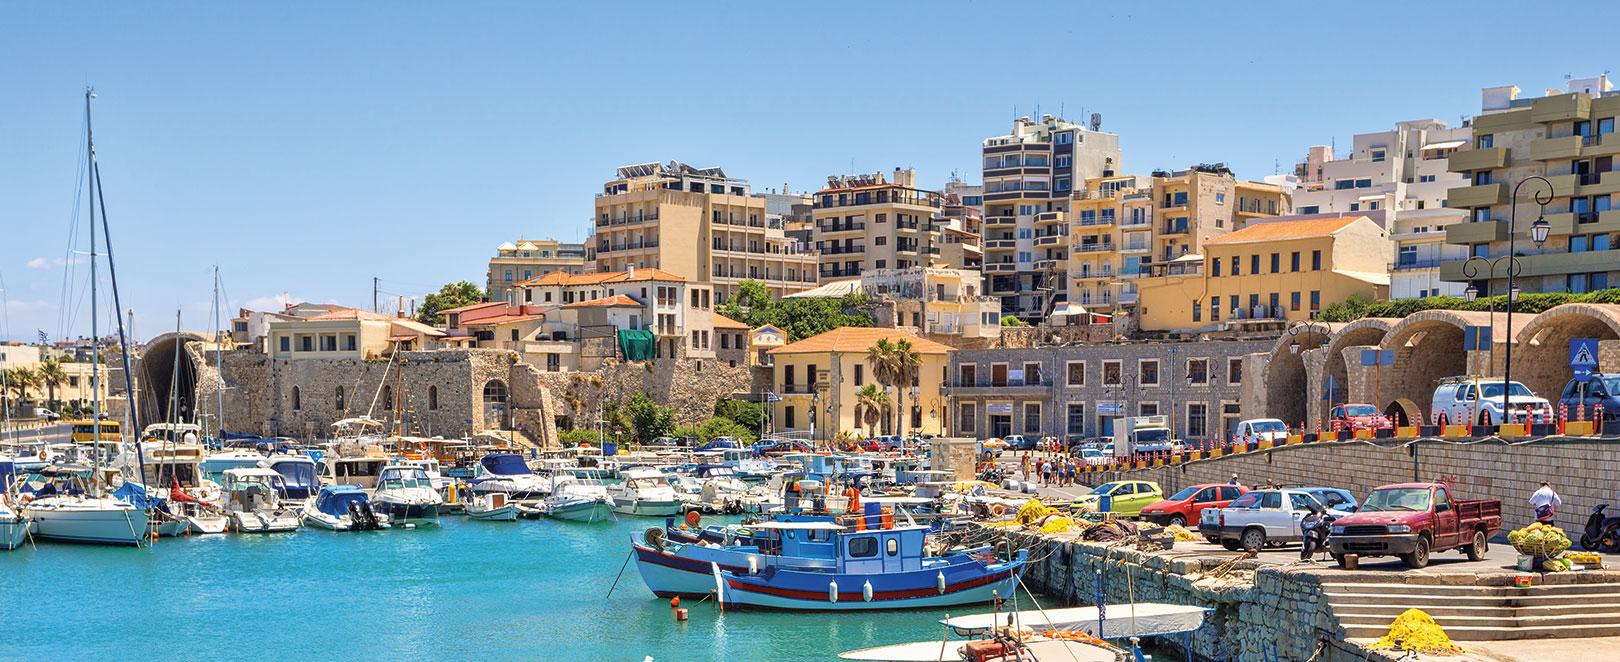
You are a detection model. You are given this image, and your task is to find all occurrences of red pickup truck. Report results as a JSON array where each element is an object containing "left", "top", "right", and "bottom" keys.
[{"left": 1327, "top": 482, "right": 1501, "bottom": 568}]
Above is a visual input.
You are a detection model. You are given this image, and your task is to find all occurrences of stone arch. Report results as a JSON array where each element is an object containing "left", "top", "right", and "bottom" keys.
[
  {"left": 1385, "top": 397, "right": 1421, "bottom": 427},
  {"left": 135, "top": 331, "right": 210, "bottom": 428},
  {"left": 1319, "top": 318, "right": 1397, "bottom": 426},
  {"left": 1378, "top": 310, "right": 1490, "bottom": 423},
  {"left": 1263, "top": 324, "right": 1334, "bottom": 428},
  {"left": 428, "top": 385, "right": 439, "bottom": 411},
  {"left": 1513, "top": 303, "right": 1620, "bottom": 401},
  {"left": 483, "top": 379, "right": 509, "bottom": 428}
]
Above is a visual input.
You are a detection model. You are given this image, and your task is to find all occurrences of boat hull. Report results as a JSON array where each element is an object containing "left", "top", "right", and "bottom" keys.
[
  {"left": 719, "top": 554, "right": 1027, "bottom": 611},
  {"left": 374, "top": 501, "right": 439, "bottom": 524},
  {"left": 612, "top": 497, "right": 683, "bottom": 517},
  {"left": 466, "top": 505, "right": 518, "bottom": 521},
  {"left": 1, "top": 516, "right": 30, "bottom": 550},
  {"left": 229, "top": 511, "right": 300, "bottom": 533},
  {"left": 185, "top": 515, "right": 229, "bottom": 535},
  {"left": 25, "top": 502, "right": 150, "bottom": 546},
  {"left": 632, "top": 543, "right": 742, "bottom": 597},
  {"left": 546, "top": 499, "right": 614, "bottom": 522}
]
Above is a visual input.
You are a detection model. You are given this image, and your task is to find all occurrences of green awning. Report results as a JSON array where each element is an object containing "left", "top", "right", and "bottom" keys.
[{"left": 618, "top": 328, "right": 656, "bottom": 361}]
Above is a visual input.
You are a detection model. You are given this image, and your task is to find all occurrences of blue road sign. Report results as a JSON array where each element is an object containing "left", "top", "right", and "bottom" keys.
[
  {"left": 1463, "top": 325, "right": 1492, "bottom": 351},
  {"left": 1360, "top": 349, "right": 1395, "bottom": 366},
  {"left": 1570, "top": 338, "right": 1599, "bottom": 377},
  {"left": 1321, "top": 375, "right": 1340, "bottom": 401}
]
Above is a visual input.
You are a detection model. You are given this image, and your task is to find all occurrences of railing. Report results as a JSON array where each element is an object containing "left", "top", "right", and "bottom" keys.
[
  {"left": 596, "top": 210, "right": 661, "bottom": 227},
  {"left": 817, "top": 222, "right": 866, "bottom": 233},
  {"left": 600, "top": 240, "right": 659, "bottom": 251},
  {"left": 1161, "top": 223, "right": 1189, "bottom": 234},
  {"left": 820, "top": 244, "right": 865, "bottom": 255},
  {"left": 1077, "top": 216, "right": 1116, "bottom": 227},
  {"left": 1074, "top": 242, "right": 1115, "bottom": 253},
  {"left": 1391, "top": 258, "right": 1449, "bottom": 271}
]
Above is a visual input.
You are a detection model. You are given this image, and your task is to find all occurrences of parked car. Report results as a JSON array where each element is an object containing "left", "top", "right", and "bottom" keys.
[
  {"left": 1558, "top": 373, "right": 1620, "bottom": 416},
  {"left": 1072, "top": 480, "right": 1162, "bottom": 518},
  {"left": 1297, "top": 487, "right": 1358, "bottom": 513},
  {"left": 751, "top": 439, "right": 813, "bottom": 456},
  {"left": 1432, "top": 378, "right": 1553, "bottom": 426},
  {"left": 1199, "top": 489, "right": 1346, "bottom": 552},
  {"left": 1003, "top": 434, "right": 1037, "bottom": 451},
  {"left": 1140, "top": 483, "right": 1248, "bottom": 527},
  {"left": 1327, "top": 403, "right": 1388, "bottom": 432},
  {"left": 1077, "top": 448, "right": 1110, "bottom": 467},
  {"left": 33, "top": 407, "right": 61, "bottom": 422},
  {"left": 696, "top": 437, "right": 740, "bottom": 452},
  {"left": 1233, "top": 418, "right": 1288, "bottom": 443},
  {"left": 1327, "top": 482, "right": 1501, "bottom": 568}
]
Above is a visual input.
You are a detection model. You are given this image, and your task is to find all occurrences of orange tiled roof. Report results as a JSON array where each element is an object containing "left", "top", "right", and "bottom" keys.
[
  {"left": 711, "top": 313, "right": 748, "bottom": 329},
  {"left": 769, "top": 327, "right": 953, "bottom": 355},
  {"left": 465, "top": 313, "right": 547, "bottom": 326},
  {"left": 515, "top": 268, "right": 686, "bottom": 287},
  {"left": 563, "top": 294, "right": 642, "bottom": 309},
  {"left": 305, "top": 307, "right": 394, "bottom": 322},
  {"left": 439, "top": 301, "right": 505, "bottom": 315},
  {"left": 1203, "top": 215, "right": 1369, "bottom": 246}
]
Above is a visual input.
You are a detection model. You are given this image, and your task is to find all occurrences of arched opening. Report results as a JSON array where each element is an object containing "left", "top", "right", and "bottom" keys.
[
  {"left": 428, "top": 385, "right": 439, "bottom": 411},
  {"left": 136, "top": 332, "right": 204, "bottom": 427},
  {"left": 1383, "top": 317, "right": 1470, "bottom": 423},
  {"left": 1385, "top": 398, "right": 1421, "bottom": 427},
  {"left": 1321, "top": 324, "right": 1392, "bottom": 424},
  {"left": 291, "top": 386, "right": 301, "bottom": 411},
  {"left": 1264, "top": 328, "right": 1329, "bottom": 428},
  {"left": 335, "top": 386, "right": 345, "bottom": 413},
  {"left": 483, "top": 380, "right": 508, "bottom": 428},
  {"left": 1513, "top": 305, "right": 1620, "bottom": 403}
]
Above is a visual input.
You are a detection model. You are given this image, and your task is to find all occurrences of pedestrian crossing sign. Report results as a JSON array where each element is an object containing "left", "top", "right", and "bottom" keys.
[{"left": 1570, "top": 338, "right": 1599, "bottom": 377}]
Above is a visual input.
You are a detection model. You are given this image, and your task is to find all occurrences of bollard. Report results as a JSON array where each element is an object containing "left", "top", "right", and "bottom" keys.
[{"left": 674, "top": 608, "right": 688, "bottom": 622}]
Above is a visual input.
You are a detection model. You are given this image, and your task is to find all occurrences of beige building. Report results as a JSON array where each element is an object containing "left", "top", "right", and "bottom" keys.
[
  {"left": 1148, "top": 164, "right": 1290, "bottom": 268},
  {"left": 486, "top": 239, "right": 588, "bottom": 301},
  {"left": 267, "top": 307, "right": 448, "bottom": 360},
  {"left": 769, "top": 327, "right": 953, "bottom": 442},
  {"left": 592, "top": 161, "right": 819, "bottom": 303},
  {"left": 1440, "top": 75, "right": 1619, "bottom": 295},
  {"left": 1136, "top": 215, "right": 1392, "bottom": 333},
  {"left": 981, "top": 114, "right": 1123, "bottom": 322},
  {"left": 862, "top": 267, "right": 1001, "bottom": 340},
  {"left": 1066, "top": 175, "right": 1155, "bottom": 314},
  {"left": 811, "top": 169, "right": 979, "bottom": 278}
]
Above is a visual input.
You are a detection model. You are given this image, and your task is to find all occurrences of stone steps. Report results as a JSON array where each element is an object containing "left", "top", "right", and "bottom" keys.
[
  {"left": 1341, "top": 621, "right": 1620, "bottom": 641},
  {"left": 1335, "top": 602, "right": 1620, "bottom": 619},
  {"left": 1324, "top": 581, "right": 1620, "bottom": 597},
  {"left": 1323, "top": 581, "right": 1620, "bottom": 641}
]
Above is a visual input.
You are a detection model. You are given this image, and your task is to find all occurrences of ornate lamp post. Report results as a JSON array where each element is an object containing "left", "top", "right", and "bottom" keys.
[
  {"left": 1461, "top": 176, "right": 1552, "bottom": 395},
  {"left": 1288, "top": 319, "right": 1332, "bottom": 428}
]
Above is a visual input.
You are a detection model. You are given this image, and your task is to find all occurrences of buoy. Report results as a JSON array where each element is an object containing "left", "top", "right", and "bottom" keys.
[
  {"left": 674, "top": 608, "right": 688, "bottom": 622},
  {"left": 937, "top": 572, "right": 947, "bottom": 595},
  {"left": 685, "top": 511, "right": 701, "bottom": 528},
  {"left": 862, "top": 580, "right": 874, "bottom": 602},
  {"left": 670, "top": 596, "right": 681, "bottom": 608},
  {"left": 828, "top": 580, "right": 839, "bottom": 603}
]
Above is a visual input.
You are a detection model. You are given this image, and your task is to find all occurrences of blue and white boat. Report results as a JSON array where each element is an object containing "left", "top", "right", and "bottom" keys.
[
  {"left": 470, "top": 452, "right": 549, "bottom": 499},
  {"left": 1, "top": 496, "right": 32, "bottom": 550},
  {"left": 544, "top": 476, "right": 614, "bottom": 523},
  {"left": 716, "top": 523, "right": 1026, "bottom": 611},
  {"left": 265, "top": 454, "right": 320, "bottom": 501},
  {"left": 632, "top": 520, "right": 843, "bottom": 598},
  {"left": 301, "top": 485, "right": 388, "bottom": 531},
  {"left": 370, "top": 465, "right": 442, "bottom": 524}
]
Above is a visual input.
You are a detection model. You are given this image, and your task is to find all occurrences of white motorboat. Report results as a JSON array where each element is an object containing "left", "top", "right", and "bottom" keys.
[
  {"left": 301, "top": 485, "right": 388, "bottom": 531},
  {"left": 318, "top": 442, "right": 389, "bottom": 490},
  {"left": 265, "top": 454, "right": 320, "bottom": 502},
  {"left": 371, "top": 465, "right": 442, "bottom": 524},
  {"left": 222, "top": 468, "right": 300, "bottom": 533},
  {"left": 695, "top": 466, "right": 752, "bottom": 514},
  {"left": 610, "top": 468, "right": 682, "bottom": 517},
  {"left": 544, "top": 477, "right": 614, "bottom": 523},
  {"left": 464, "top": 493, "right": 517, "bottom": 522},
  {"left": 471, "top": 452, "right": 550, "bottom": 499},
  {"left": 1, "top": 497, "right": 32, "bottom": 550}
]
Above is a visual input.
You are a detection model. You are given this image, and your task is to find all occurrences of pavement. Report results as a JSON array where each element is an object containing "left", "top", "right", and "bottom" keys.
[
  {"left": 1436, "top": 636, "right": 1620, "bottom": 662},
  {"left": 1, "top": 422, "right": 70, "bottom": 446}
]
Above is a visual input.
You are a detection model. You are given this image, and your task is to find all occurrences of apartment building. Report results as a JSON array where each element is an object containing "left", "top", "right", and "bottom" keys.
[
  {"left": 1066, "top": 175, "right": 1155, "bottom": 313},
  {"left": 1136, "top": 215, "right": 1392, "bottom": 333},
  {"left": 1440, "top": 75, "right": 1620, "bottom": 295},
  {"left": 267, "top": 307, "right": 448, "bottom": 360},
  {"left": 501, "top": 267, "right": 721, "bottom": 371},
  {"left": 1148, "top": 164, "right": 1290, "bottom": 267},
  {"left": 593, "top": 161, "right": 819, "bottom": 303},
  {"left": 862, "top": 267, "right": 1002, "bottom": 341},
  {"left": 485, "top": 238, "right": 588, "bottom": 301},
  {"left": 981, "top": 114, "right": 1123, "bottom": 323},
  {"left": 810, "top": 169, "right": 979, "bottom": 280}
]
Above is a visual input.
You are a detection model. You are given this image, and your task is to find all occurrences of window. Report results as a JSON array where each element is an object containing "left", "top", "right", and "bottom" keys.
[
  {"left": 1211, "top": 257, "right": 1221, "bottom": 275},
  {"left": 1215, "top": 192, "right": 1226, "bottom": 204},
  {"left": 1227, "top": 358, "right": 1242, "bottom": 384},
  {"left": 1310, "top": 291, "right": 1321, "bottom": 311},
  {"left": 855, "top": 364, "right": 864, "bottom": 386},
  {"left": 886, "top": 538, "right": 899, "bottom": 556},
  {"left": 279, "top": 336, "right": 290, "bottom": 352},
  {"left": 291, "top": 386, "right": 301, "bottom": 411},
  {"left": 1310, "top": 250, "right": 1321, "bottom": 270},
  {"left": 1476, "top": 134, "right": 1493, "bottom": 149},
  {"left": 959, "top": 403, "right": 976, "bottom": 436},
  {"left": 1056, "top": 155, "right": 1072, "bottom": 168},
  {"left": 1209, "top": 297, "right": 1220, "bottom": 321},
  {"left": 1023, "top": 362, "right": 1042, "bottom": 386},
  {"left": 1230, "top": 258, "right": 1240, "bottom": 276},
  {"left": 1066, "top": 361, "right": 1086, "bottom": 386},
  {"left": 1249, "top": 254, "right": 1260, "bottom": 274},
  {"left": 1371, "top": 149, "right": 1386, "bottom": 163},
  {"left": 1023, "top": 403, "right": 1041, "bottom": 434},
  {"left": 1139, "top": 401, "right": 1159, "bottom": 416},
  {"left": 1187, "top": 359, "right": 1209, "bottom": 384},
  {"left": 1139, "top": 359, "right": 1160, "bottom": 386},
  {"left": 1102, "top": 360, "right": 1121, "bottom": 385},
  {"left": 428, "top": 385, "right": 439, "bottom": 410},
  {"left": 1290, "top": 291, "right": 1301, "bottom": 311},
  {"left": 1187, "top": 403, "right": 1208, "bottom": 437},
  {"left": 848, "top": 536, "right": 878, "bottom": 558},
  {"left": 1067, "top": 403, "right": 1086, "bottom": 434},
  {"left": 959, "top": 364, "right": 976, "bottom": 387}
]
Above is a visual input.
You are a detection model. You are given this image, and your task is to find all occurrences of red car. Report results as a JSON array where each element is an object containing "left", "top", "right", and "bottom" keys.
[
  {"left": 1140, "top": 484, "right": 1248, "bottom": 527},
  {"left": 1327, "top": 403, "right": 1388, "bottom": 432}
]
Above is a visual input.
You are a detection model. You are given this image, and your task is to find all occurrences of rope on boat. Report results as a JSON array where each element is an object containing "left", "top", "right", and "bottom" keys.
[{"left": 605, "top": 548, "right": 634, "bottom": 599}]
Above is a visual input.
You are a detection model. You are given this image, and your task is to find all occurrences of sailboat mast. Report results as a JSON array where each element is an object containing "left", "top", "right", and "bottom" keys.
[
  {"left": 212, "top": 267, "right": 226, "bottom": 440},
  {"left": 86, "top": 89, "right": 103, "bottom": 487}
]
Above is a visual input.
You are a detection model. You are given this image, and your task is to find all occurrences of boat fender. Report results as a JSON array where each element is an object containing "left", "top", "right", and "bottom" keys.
[
  {"left": 828, "top": 580, "right": 839, "bottom": 603},
  {"left": 862, "top": 580, "right": 873, "bottom": 602},
  {"left": 685, "top": 511, "right": 701, "bottom": 528},
  {"left": 937, "top": 572, "right": 947, "bottom": 595},
  {"left": 748, "top": 556, "right": 758, "bottom": 574}
]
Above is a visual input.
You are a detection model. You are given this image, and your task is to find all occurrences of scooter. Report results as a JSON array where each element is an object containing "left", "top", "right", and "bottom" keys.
[
  {"left": 1300, "top": 508, "right": 1338, "bottom": 561},
  {"left": 1581, "top": 504, "right": 1620, "bottom": 553}
]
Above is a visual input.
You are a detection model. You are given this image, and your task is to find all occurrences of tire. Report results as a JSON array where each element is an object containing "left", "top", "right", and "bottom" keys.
[
  {"left": 1466, "top": 529, "right": 1488, "bottom": 561},
  {"left": 1331, "top": 553, "right": 1348, "bottom": 568},
  {"left": 1220, "top": 539, "right": 1242, "bottom": 552},
  {"left": 1401, "top": 535, "right": 1432, "bottom": 569},
  {"left": 1168, "top": 514, "right": 1186, "bottom": 528},
  {"left": 1436, "top": 412, "right": 1449, "bottom": 426},
  {"left": 1241, "top": 527, "right": 1267, "bottom": 553}
]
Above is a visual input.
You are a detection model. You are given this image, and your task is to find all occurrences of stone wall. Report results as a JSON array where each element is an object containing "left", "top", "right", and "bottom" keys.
[
  {"left": 535, "top": 356, "right": 767, "bottom": 429},
  {"left": 1084, "top": 437, "right": 1620, "bottom": 533}
]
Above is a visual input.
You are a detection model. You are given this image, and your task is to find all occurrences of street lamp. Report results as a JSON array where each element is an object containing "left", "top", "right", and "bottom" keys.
[
  {"left": 1503, "top": 176, "right": 1554, "bottom": 398},
  {"left": 1287, "top": 319, "right": 1330, "bottom": 355}
]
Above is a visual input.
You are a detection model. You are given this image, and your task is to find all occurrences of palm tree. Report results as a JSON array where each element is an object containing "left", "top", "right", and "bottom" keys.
[
  {"left": 865, "top": 339, "right": 899, "bottom": 434},
  {"left": 889, "top": 339, "right": 923, "bottom": 438},
  {"left": 854, "top": 383, "right": 889, "bottom": 439},
  {"left": 6, "top": 367, "right": 40, "bottom": 407},
  {"left": 37, "top": 359, "right": 67, "bottom": 409}
]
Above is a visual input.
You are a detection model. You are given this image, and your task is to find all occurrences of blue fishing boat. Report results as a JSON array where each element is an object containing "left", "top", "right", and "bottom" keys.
[{"left": 632, "top": 520, "right": 844, "bottom": 597}]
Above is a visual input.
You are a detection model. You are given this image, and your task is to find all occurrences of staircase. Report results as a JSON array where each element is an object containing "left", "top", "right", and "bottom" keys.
[{"left": 1323, "top": 581, "right": 1620, "bottom": 641}]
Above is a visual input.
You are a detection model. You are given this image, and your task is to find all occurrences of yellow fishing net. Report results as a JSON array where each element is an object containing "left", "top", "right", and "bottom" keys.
[
  {"left": 1165, "top": 523, "right": 1200, "bottom": 542},
  {"left": 1016, "top": 499, "right": 1054, "bottom": 524},
  {"left": 1037, "top": 516, "right": 1077, "bottom": 534},
  {"left": 1368, "top": 608, "right": 1464, "bottom": 655}
]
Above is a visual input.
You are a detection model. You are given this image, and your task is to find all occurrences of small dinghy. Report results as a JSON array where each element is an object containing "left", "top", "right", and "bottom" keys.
[{"left": 465, "top": 492, "right": 517, "bottom": 522}]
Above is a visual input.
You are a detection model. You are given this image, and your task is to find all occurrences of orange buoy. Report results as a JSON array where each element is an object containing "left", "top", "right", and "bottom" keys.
[
  {"left": 670, "top": 596, "right": 682, "bottom": 608},
  {"left": 684, "top": 511, "right": 701, "bottom": 528}
]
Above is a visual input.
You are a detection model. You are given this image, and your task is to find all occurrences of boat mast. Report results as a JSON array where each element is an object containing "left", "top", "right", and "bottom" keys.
[
  {"left": 168, "top": 310, "right": 182, "bottom": 438},
  {"left": 212, "top": 267, "right": 226, "bottom": 440},
  {"left": 87, "top": 89, "right": 102, "bottom": 490}
]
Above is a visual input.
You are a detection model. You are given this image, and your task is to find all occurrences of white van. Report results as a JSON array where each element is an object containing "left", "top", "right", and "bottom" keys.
[
  {"left": 1233, "top": 418, "right": 1288, "bottom": 442},
  {"left": 33, "top": 407, "right": 61, "bottom": 422}
]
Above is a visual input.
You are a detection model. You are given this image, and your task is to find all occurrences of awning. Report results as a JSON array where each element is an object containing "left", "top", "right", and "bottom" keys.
[
  {"left": 617, "top": 328, "right": 657, "bottom": 361},
  {"left": 941, "top": 602, "right": 1207, "bottom": 638},
  {"left": 1050, "top": 303, "right": 1088, "bottom": 318},
  {"left": 1420, "top": 139, "right": 1466, "bottom": 151}
]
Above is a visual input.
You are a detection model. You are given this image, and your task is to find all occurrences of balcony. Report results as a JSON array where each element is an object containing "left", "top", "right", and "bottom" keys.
[
  {"left": 1034, "top": 259, "right": 1063, "bottom": 271},
  {"left": 820, "top": 244, "right": 865, "bottom": 255},
  {"left": 1529, "top": 93, "right": 1590, "bottom": 124},
  {"left": 817, "top": 221, "right": 865, "bottom": 234},
  {"left": 1118, "top": 243, "right": 1151, "bottom": 254},
  {"left": 1446, "top": 183, "right": 1507, "bottom": 209},
  {"left": 985, "top": 263, "right": 1018, "bottom": 273},
  {"left": 1076, "top": 214, "right": 1116, "bottom": 227},
  {"left": 1390, "top": 257, "right": 1448, "bottom": 271},
  {"left": 596, "top": 210, "right": 661, "bottom": 227},
  {"left": 985, "top": 215, "right": 1017, "bottom": 226},
  {"left": 600, "top": 240, "right": 660, "bottom": 252},
  {"left": 1034, "top": 234, "right": 1065, "bottom": 247},
  {"left": 1448, "top": 147, "right": 1508, "bottom": 172},
  {"left": 1034, "top": 211, "right": 1065, "bottom": 224},
  {"left": 1444, "top": 220, "right": 1507, "bottom": 244},
  {"left": 1073, "top": 242, "right": 1115, "bottom": 253},
  {"left": 1160, "top": 222, "right": 1190, "bottom": 235},
  {"left": 985, "top": 239, "right": 1017, "bottom": 250},
  {"left": 1549, "top": 209, "right": 1620, "bottom": 236},
  {"left": 1073, "top": 269, "right": 1114, "bottom": 280},
  {"left": 1440, "top": 248, "right": 1620, "bottom": 282},
  {"left": 1530, "top": 135, "right": 1584, "bottom": 162}
]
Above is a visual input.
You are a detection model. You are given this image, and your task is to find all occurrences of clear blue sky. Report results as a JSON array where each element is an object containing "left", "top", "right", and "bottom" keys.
[{"left": 0, "top": 1, "right": 1608, "bottom": 341}]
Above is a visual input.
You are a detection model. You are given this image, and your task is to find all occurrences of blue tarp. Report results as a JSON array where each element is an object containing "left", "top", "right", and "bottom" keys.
[
  {"left": 112, "top": 481, "right": 160, "bottom": 509},
  {"left": 314, "top": 485, "right": 369, "bottom": 517},
  {"left": 480, "top": 453, "right": 530, "bottom": 476}
]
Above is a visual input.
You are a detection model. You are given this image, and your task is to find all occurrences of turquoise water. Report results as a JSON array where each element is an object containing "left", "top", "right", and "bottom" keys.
[{"left": 1, "top": 516, "right": 1044, "bottom": 661}]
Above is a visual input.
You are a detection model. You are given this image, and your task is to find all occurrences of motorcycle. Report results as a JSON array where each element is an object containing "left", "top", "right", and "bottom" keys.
[
  {"left": 1300, "top": 508, "right": 1338, "bottom": 561},
  {"left": 1581, "top": 503, "right": 1620, "bottom": 553}
]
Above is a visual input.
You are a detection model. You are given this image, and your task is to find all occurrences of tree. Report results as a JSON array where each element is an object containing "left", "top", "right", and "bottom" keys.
[
  {"left": 416, "top": 280, "right": 485, "bottom": 325},
  {"left": 889, "top": 339, "right": 922, "bottom": 437},
  {"left": 697, "top": 416, "right": 756, "bottom": 445},
  {"left": 713, "top": 398, "right": 764, "bottom": 431},
  {"left": 4, "top": 367, "right": 40, "bottom": 406},
  {"left": 865, "top": 338, "right": 900, "bottom": 434},
  {"left": 854, "top": 383, "right": 889, "bottom": 439},
  {"left": 37, "top": 359, "right": 66, "bottom": 408},
  {"left": 719, "top": 278, "right": 874, "bottom": 341},
  {"left": 622, "top": 392, "right": 675, "bottom": 442},
  {"left": 1000, "top": 314, "right": 1028, "bottom": 327}
]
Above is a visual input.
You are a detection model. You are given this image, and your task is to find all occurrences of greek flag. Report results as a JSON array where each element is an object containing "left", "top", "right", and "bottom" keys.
[
  {"left": 37, "top": 330, "right": 48, "bottom": 344},
  {"left": 765, "top": 391, "right": 781, "bottom": 403}
]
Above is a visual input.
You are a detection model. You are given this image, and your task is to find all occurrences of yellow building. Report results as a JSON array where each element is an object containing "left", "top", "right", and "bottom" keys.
[
  {"left": 1440, "top": 76, "right": 1620, "bottom": 294},
  {"left": 769, "top": 327, "right": 953, "bottom": 442},
  {"left": 1136, "top": 215, "right": 1391, "bottom": 332},
  {"left": 1066, "top": 175, "right": 1155, "bottom": 313},
  {"left": 746, "top": 324, "right": 788, "bottom": 367},
  {"left": 593, "top": 161, "right": 820, "bottom": 303},
  {"left": 268, "top": 308, "right": 447, "bottom": 359},
  {"left": 811, "top": 169, "right": 978, "bottom": 278},
  {"left": 1149, "top": 164, "right": 1290, "bottom": 268},
  {"left": 486, "top": 239, "right": 588, "bottom": 301}
]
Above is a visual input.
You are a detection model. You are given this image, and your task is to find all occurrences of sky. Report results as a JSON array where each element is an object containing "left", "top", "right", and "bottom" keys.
[{"left": 0, "top": 1, "right": 1609, "bottom": 342}]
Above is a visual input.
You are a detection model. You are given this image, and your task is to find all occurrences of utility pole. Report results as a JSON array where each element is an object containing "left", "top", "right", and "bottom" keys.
[{"left": 373, "top": 277, "right": 380, "bottom": 313}]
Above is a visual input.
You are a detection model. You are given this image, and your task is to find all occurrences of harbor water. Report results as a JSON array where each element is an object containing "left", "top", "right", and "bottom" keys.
[{"left": 2, "top": 516, "right": 1050, "bottom": 661}]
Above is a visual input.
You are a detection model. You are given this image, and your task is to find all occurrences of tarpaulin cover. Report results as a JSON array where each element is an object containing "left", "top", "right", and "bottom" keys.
[
  {"left": 113, "top": 481, "right": 159, "bottom": 509},
  {"left": 618, "top": 328, "right": 656, "bottom": 361}
]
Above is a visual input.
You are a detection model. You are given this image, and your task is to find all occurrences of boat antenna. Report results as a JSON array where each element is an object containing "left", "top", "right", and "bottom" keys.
[
  {"left": 89, "top": 88, "right": 151, "bottom": 506},
  {"left": 211, "top": 266, "right": 226, "bottom": 441}
]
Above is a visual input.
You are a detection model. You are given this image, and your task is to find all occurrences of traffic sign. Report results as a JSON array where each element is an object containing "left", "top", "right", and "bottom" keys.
[
  {"left": 1570, "top": 338, "right": 1599, "bottom": 377},
  {"left": 1321, "top": 375, "right": 1340, "bottom": 401},
  {"left": 1359, "top": 349, "right": 1394, "bottom": 366},
  {"left": 1463, "top": 325, "right": 1491, "bottom": 351}
]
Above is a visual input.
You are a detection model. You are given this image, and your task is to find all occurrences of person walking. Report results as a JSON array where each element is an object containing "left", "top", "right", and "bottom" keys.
[
  {"left": 1228, "top": 473, "right": 1240, "bottom": 486},
  {"left": 1041, "top": 459, "right": 1053, "bottom": 487},
  {"left": 1529, "top": 481, "right": 1562, "bottom": 527}
]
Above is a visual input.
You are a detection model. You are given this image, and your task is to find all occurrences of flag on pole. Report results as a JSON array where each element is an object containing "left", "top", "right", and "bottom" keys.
[{"left": 37, "top": 330, "right": 48, "bottom": 344}]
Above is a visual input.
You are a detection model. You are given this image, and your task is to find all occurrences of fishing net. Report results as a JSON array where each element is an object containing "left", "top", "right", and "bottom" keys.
[
  {"left": 1016, "top": 499, "right": 1054, "bottom": 524},
  {"left": 1165, "top": 523, "right": 1200, "bottom": 542},
  {"left": 1369, "top": 608, "right": 1464, "bottom": 655}
]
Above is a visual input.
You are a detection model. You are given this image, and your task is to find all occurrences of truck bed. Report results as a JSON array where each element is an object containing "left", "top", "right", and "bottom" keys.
[{"left": 1455, "top": 499, "right": 1503, "bottom": 533}]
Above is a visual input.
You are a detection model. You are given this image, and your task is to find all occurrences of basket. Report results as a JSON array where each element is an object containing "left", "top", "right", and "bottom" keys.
[{"left": 1510, "top": 539, "right": 1567, "bottom": 558}]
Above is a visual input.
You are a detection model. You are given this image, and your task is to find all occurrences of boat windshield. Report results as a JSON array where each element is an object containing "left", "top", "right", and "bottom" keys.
[
  {"left": 481, "top": 454, "right": 530, "bottom": 476},
  {"left": 378, "top": 469, "right": 428, "bottom": 490},
  {"left": 272, "top": 461, "right": 317, "bottom": 490},
  {"left": 1360, "top": 487, "right": 1432, "bottom": 512}
]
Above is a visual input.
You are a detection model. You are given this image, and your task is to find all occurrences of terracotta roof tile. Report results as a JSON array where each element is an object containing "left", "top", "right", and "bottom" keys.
[
  {"left": 769, "top": 327, "right": 953, "bottom": 355},
  {"left": 563, "top": 294, "right": 642, "bottom": 309},
  {"left": 1203, "top": 215, "right": 1370, "bottom": 246},
  {"left": 515, "top": 268, "right": 686, "bottom": 287},
  {"left": 711, "top": 313, "right": 748, "bottom": 329}
]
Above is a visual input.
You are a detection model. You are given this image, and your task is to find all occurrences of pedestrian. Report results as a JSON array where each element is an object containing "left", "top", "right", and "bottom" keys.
[
  {"left": 1041, "top": 460, "right": 1053, "bottom": 487},
  {"left": 1228, "top": 473, "right": 1240, "bottom": 486},
  {"left": 1529, "top": 481, "right": 1562, "bottom": 527}
]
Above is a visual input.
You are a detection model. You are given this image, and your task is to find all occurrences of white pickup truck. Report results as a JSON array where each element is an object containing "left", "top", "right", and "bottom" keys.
[{"left": 1198, "top": 489, "right": 1349, "bottom": 552}]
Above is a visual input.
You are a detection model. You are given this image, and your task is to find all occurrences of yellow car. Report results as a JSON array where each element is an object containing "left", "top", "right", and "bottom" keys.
[{"left": 1072, "top": 480, "right": 1163, "bottom": 518}]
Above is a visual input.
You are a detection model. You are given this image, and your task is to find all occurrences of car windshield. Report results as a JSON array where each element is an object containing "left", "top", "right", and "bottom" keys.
[
  {"left": 1081, "top": 449, "right": 1102, "bottom": 458},
  {"left": 1343, "top": 405, "right": 1378, "bottom": 417},
  {"left": 1604, "top": 377, "right": 1620, "bottom": 394},
  {"left": 1361, "top": 487, "right": 1432, "bottom": 512},
  {"left": 1252, "top": 420, "right": 1286, "bottom": 432},
  {"left": 1169, "top": 486, "right": 1201, "bottom": 501},
  {"left": 1090, "top": 483, "right": 1121, "bottom": 496},
  {"left": 1479, "top": 382, "right": 1532, "bottom": 398}
]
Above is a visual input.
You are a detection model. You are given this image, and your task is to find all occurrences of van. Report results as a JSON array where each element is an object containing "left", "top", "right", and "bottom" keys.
[
  {"left": 1233, "top": 418, "right": 1288, "bottom": 442},
  {"left": 33, "top": 407, "right": 61, "bottom": 422}
]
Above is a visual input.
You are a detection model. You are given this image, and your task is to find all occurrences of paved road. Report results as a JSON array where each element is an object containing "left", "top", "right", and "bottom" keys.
[{"left": 1, "top": 423, "right": 70, "bottom": 446}]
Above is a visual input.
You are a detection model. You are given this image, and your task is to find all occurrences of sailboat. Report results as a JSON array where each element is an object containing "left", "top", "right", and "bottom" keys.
[{"left": 22, "top": 89, "right": 151, "bottom": 546}]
